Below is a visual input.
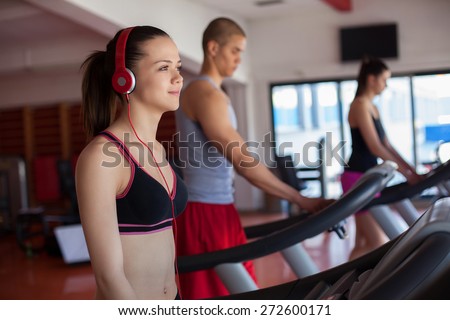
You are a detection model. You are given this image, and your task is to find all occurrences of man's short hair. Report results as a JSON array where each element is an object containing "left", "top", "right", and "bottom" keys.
[{"left": 202, "top": 17, "right": 246, "bottom": 52}]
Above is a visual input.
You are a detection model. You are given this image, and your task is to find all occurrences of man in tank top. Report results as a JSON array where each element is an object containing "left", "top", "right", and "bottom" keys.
[{"left": 175, "top": 17, "right": 333, "bottom": 299}]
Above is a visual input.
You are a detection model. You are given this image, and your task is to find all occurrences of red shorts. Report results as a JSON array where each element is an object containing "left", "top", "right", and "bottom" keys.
[{"left": 175, "top": 201, "right": 258, "bottom": 299}]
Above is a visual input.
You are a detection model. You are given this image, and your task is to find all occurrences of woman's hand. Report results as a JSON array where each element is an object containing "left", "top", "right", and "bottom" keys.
[{"left": 405, "top": 170, "right": 425, "bottom": 185}]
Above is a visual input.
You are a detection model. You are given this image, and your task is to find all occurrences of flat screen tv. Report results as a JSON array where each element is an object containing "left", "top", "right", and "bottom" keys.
[{"left": 340, "top": 23, "right": 398, "bottom": 62}]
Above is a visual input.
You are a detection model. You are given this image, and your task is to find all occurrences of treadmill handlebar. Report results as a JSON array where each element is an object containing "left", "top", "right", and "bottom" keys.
[
  {"left": 244, "top": 162, "right": 400, "bottom": 240},
  {"left": 365, "top": 159, "right": 450, "bottom": 208},
  {"left": 178, "top": 162, "right": 396, "bottom": 273}
]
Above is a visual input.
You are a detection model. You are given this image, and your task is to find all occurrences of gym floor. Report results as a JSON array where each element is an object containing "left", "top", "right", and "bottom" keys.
[{"left": 0, "top": 210, "right": 356, "bottom": 300}]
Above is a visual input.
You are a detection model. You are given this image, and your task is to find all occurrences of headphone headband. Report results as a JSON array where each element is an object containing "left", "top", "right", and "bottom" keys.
[{"left": 112, "top": 27, "right": 136, "bottom": 94}]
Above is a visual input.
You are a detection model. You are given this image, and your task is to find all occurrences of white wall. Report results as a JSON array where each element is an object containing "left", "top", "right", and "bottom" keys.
[
  {"left": 244, "top": 0, "right": 450, "bottom": 209},
  {"left": 247, "top": 0, "right": 450, "bottom": 146}
]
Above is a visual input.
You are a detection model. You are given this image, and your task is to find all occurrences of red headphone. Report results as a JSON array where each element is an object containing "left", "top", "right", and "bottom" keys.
[{"left": 112, "top": 27, "right": 136, "bottom": 94}]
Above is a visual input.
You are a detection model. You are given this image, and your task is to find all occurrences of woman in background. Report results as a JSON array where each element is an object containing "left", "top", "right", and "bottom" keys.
[{"left": 342, "top": 56, "right": 422, "bottom": 260}]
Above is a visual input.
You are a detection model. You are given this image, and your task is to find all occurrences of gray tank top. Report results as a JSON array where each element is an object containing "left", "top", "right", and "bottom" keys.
[{"left": 175, "top": 75, "right": 237, "bottom": 204}]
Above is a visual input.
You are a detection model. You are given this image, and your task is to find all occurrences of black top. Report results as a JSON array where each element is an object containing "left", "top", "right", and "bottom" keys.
[
  {"left": 347, "top": 116, "right": 386, "bottom": 173},
  {"left": 99, "top": 131, "right": 188, "bottom": 235}
]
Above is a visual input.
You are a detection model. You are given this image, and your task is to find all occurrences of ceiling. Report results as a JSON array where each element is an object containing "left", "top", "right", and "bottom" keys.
[
  {"left": 0, "top": 0, "right": 350, "bottom": 76},
  {"left": 0, "top": 0, "right": 101, "bottom": 76},
  {"left": 0, "top": 0, "right": 350, "bottom": 47},
  {"left": 0, "top": 0, "right": 93, "bottom": 50},
  {"left": 188, "top": 0, "right": 340, "bottom": 20}
]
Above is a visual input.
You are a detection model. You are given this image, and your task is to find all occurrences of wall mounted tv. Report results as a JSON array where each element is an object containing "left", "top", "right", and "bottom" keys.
[{"left": 339, "top": 23, "right": 398, "bottom": 62}]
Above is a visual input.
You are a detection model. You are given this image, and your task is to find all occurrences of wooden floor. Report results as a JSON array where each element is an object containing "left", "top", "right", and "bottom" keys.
[{"left": 0, "top": 210, "right": 359, "bottom": 300}]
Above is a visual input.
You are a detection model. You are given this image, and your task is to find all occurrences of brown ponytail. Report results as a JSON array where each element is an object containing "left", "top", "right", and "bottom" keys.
[{"left": 81, "top": 50, "right": 117, "bottom": 137}]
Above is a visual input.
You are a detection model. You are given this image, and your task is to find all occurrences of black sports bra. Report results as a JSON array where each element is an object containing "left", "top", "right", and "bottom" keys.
[{"left": 99, "top": 131, "right": 188, "bottom": 235}]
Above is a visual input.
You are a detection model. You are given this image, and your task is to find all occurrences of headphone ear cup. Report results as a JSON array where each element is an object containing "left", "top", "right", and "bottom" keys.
[{"left": 112, "top": 67, "right": 136, "bottom": 94}]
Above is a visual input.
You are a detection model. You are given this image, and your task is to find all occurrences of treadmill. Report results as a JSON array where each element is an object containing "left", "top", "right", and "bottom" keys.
[
  {"left": 365, "top": 159, "right": 450, "bottom": 239},
  {"left": 221, "top": 197, "right": 450, "bottom": 299},
  {"left": 177, "top": 161, "right": 397, "bottom": 294}
]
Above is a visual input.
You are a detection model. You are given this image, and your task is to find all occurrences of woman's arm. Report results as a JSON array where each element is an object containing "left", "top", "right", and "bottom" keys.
[
  {"left": 382, "top": 137, "right": 422, "bottom": 184},
  {"left": 351, "top": 100, "right": 422, "bottom": 184},
  {"left": 76, "top": 140, "right": 137, "bottom": 299}
]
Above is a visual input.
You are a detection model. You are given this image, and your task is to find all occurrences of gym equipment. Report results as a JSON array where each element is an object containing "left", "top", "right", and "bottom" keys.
[
  {"left": 178, "top": 161, "right": 397, "bottom": 294},
  {"left": 221, "top": 197, "right": 450, "bottom": 299},
  {"left": 365, "top": 159, "right": 450, "bottom": 239}
]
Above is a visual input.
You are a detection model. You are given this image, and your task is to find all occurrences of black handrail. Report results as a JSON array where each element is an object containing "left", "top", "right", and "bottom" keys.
[
  {"left": 363, "top": 159, "right": 450, "bottom": 209},
  {"left": 178, "top": 163, "right": 395, "bottom": 273},
  {"left": 244, "top": 213, "right": 308, "bottom": 239},
  {"left": 245, "top": 159, "right": 450, "bottom": 240},
  {"left": 224, "top": 197, "right": 450, "bottom": 300}
]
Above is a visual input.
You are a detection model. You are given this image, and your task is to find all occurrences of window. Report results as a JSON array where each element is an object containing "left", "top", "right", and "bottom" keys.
[
  {"left": 378, "top": 77, "right": 414, "bottom": 163},
  {"left": 413, "top": 73, "right": 450, "bottom": 165},
  {"left": 270, "top": 70, "right": 450, "bottom": 196},
  {"left": 271, "top": 81, "right": 342, "bottom": 166},
  {"left": 270, "top": 81, "right": 343, "bottom": 198}
]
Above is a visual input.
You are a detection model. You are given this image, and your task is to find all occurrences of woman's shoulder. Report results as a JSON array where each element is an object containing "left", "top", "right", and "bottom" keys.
[
  {"left": 79, "top": 134, "right": 109, "bottom": 155},
  {"left": 76, "top": 134, "right": 120, "bottom": 172},
  {"left": 351, "top": 96, "right": 371, "bottom": 108},
  {"left": 350, "top": 97, "right": 372, "bottom": 115},
  {"left": 349, "top": 97, "right": 373, "bottom": 125}
]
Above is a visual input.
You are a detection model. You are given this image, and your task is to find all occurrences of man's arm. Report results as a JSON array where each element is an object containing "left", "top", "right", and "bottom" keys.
[{"left": 186, "top": 83, "right": 332, "bottom": 212}]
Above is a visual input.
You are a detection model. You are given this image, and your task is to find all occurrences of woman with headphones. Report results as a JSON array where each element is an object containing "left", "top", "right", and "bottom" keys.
[{"left": 76, "top": 26, "right": 187, "bottom": 299}]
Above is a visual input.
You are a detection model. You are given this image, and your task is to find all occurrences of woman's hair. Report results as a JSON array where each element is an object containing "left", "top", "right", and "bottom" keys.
[
  {"left": 202, "top": 17, "right": 246, "bottom": 53},
  {"left": 81, "top": 26, "right": 170, "bottom": 137},
  {"left": 354, "top": 55, "right": 389, "bottom": 97}
]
